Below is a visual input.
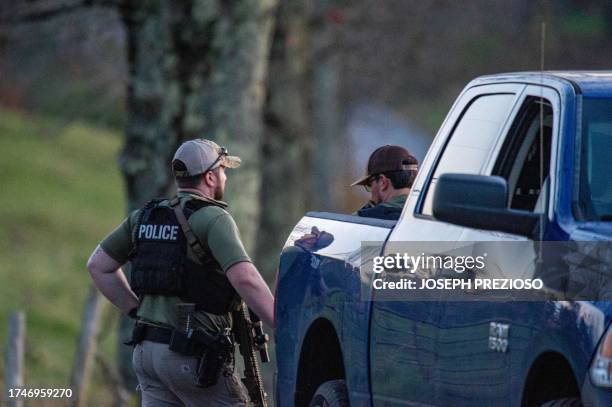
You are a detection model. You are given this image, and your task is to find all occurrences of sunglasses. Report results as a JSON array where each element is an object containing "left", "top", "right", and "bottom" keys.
[
  {"left": 203, "top": 146, "right": 228, "bottom": 174},
  {"left": 363, "top": 174, "right": 381, "bottom": 192}
]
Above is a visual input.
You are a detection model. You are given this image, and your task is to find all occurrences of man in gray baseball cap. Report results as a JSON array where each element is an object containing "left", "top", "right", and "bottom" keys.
[
  {"left": 172, "top": 139, "right": 241, "bottom": 200},
  {"left": 87, "top": 139, "right": 274, "bottom": 405}
]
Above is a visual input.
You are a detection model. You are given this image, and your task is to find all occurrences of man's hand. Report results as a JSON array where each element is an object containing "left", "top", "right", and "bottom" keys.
[
  {"left": 86, "top": 245, "right": 139, "bottom": 314},
  {"left": 226, "top": 261, "right": 274, "bottom": 329},
  {"left": 294, "top": 226, "right": 334, "bottom": 251}
]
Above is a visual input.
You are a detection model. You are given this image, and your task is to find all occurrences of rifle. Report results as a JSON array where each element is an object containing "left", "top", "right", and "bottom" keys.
[{"left": 232, "top": 302, "right": 270, "bottom": 407}]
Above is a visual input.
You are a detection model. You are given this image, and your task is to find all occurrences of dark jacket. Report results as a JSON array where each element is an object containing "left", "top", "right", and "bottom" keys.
[{"left": 355, "top": 194, "right": 408, "bottom": 220}]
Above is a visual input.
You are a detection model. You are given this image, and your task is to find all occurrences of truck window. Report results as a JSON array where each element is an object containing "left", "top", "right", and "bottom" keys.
[
  {"left": 493, "top": 97, "right": 553, "bottom": 212},
  {"left": 577, "top": 98, "right": 612, "bottom": 221},
  {"left": 420, "top": 93, "right": 516, "bottom": 215}
]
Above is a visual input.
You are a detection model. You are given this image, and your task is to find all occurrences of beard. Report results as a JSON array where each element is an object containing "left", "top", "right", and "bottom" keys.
[{"left": 214, "top": 183, "right": 224, "bottom": 200}]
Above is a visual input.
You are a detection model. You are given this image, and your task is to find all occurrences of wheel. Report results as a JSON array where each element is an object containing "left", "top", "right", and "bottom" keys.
[
  {"left": 540, "top": 398, "right": 582, "bottom": 407},
  {"left": 308, "top": 379, "right": 349, "bottom": 407}
]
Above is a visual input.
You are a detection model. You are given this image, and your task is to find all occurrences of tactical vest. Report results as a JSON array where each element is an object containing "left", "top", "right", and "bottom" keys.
[{"left": 129, "top": 197, "right": 239, "bottom": 314}]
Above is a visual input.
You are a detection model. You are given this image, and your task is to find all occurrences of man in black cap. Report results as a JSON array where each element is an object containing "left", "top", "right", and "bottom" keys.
[
  {"left": 86, "top": 139, "right": 273, "bottom": 406},
  {"left": 351, "top": 145, "right": 419, "bottom": 220}
]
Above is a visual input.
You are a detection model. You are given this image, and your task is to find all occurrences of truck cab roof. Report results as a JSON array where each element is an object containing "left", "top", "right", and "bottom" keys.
[{"left": 471, "top": 71, "right": 612, "bottom": 97}]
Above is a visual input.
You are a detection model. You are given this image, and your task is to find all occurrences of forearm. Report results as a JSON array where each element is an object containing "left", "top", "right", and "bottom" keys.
[
  {"left": 90, "top": 268, "right": 139, "bottom": 313},
  {"left": 239, "top": 279, "right": 274, "bottom": 329},
  {"left": 87, "top": 245, "right": 139, "bottom": 314},
  {"left": 227, "top": 262, "right": 275, "bottom": 328}
]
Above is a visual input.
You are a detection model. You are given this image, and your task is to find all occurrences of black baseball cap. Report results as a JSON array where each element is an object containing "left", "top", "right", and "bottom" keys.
[{"left": 351, "top": 145, "right": 418, "bottom": 186}]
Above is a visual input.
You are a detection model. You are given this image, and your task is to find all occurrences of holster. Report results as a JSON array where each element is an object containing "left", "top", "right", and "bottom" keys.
[
  {"left": 124, "top": 323, "right": 147, "bottom": 346},
  {"left": 168, "top": 326, "right": 234, "bottom": 388},
  {"left": 195, "top": 347, "right": 228, "bottom": 388},
  {"left": 168, "top": 329, "right": 198, "bottom": 355}
]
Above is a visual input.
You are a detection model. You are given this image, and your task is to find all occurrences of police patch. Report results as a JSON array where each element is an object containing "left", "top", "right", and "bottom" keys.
[{"left": 138, "top": 224, "right": 179, "bottom": 241}]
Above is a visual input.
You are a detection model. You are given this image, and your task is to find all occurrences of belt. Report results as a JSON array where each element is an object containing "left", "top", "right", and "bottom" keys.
[{"left": 139, "top": 324, "right": 173, "bottom": 344}]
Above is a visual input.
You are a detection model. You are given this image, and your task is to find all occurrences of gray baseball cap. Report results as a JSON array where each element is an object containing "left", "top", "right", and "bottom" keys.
[{"left": 172, "top": 139, "right": 241, "bottom": 178}]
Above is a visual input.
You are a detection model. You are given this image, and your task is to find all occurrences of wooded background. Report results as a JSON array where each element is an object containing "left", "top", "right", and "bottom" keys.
[{"left": 1, "top": 0, "right": 612, "bottom": 404}]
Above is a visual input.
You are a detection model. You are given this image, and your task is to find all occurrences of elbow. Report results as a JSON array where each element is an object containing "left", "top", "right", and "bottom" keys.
[
  {"left": 86, "top": 258, "right": 99, "bottom": 278},
  {"left": 234, "top": 270, "right": 259, "bottom": 292},
  {"left": 228, "top": 264, "right": 261, "bottom": 293},
  {"left": 86, "top": 254, "right": 104, "bottom": 277},
  {"left": 86, "top": 257, "right": 95, "bottom": 274}
]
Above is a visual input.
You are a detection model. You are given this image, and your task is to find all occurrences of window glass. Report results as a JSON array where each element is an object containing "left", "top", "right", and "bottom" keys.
[
  {"left": 578, "top": 98, "right": 612, "bottom": 221},
  {"left": 421, "top": 94, "right": 515, "bottom": 215},
  {"left": 492, "top": 97, "right": 553, "bottom": 212}
]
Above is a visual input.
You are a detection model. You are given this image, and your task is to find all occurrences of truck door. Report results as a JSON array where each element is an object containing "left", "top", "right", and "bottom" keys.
[
  {"left": 435, "top": 86, "right": 559, "bottom": 406},
  {"left": 369, "top": 84, "right": 525, "bottom": 405}
]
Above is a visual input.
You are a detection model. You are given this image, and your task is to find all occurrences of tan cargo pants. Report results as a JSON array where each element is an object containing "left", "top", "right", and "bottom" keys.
[{"left": 133, "top": 341, "right": 250, "bottom": 406}]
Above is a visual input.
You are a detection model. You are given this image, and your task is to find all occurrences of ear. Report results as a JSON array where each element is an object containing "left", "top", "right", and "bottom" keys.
[
  {"left": 203, "top": 171, "right": 216, "bottom": 187},
  {"left": 379, "top": 174, "right": 391, "bottom": 190}
]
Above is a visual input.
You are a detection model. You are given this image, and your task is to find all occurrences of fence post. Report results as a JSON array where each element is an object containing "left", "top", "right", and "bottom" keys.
[
  {"left": 6, "top": 310, "right": 25, "bottom": 407},
  {"left": 70, "top": 286, "right": 105, "bottom": 406}
]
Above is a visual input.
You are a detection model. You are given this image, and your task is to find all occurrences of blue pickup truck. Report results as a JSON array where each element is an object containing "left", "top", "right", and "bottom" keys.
[{"left": 274, "top": 72, "right": 612, "bottom": 406}]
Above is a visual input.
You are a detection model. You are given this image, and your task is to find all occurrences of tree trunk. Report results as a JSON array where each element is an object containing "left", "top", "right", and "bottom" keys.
[
  {"left": 309, "top": 1, "right": 344, "bottom": 212},
  {"left": 256, "top": 0, "right": 312, "bottom": 277},
  {"left": 311, "top": 53, "right": 342, "bottom": 211},
  {"left": 117, "top": 0, "right": 277, "bottom": 390}
]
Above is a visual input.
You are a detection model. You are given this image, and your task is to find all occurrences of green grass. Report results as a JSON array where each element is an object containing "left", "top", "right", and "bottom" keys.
[{"left": 0, "top": 108, "right": 127, "bottom": 404}]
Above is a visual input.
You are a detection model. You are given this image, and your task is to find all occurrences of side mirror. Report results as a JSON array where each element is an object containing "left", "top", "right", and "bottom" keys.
[{"left": 432, "top": 173, "right": 540, "bottom": 237}]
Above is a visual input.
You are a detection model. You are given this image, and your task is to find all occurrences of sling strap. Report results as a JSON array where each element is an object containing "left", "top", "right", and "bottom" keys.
[{"left": 169, "top": 196, "right": 209, "bottom": 262}]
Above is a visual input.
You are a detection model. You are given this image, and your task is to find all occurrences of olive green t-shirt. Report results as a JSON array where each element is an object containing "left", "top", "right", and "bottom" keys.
[{"left": 99, "top": 192, "right": 251, "bottom": 333}]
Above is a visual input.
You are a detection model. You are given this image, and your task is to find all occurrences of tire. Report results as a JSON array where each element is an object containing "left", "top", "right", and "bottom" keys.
[
  {"left": 308, "top": 379, "right": 349, "bottom": 407},
  {"left": 540, "top": 398, "right": 582, "bottom": 407}
]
